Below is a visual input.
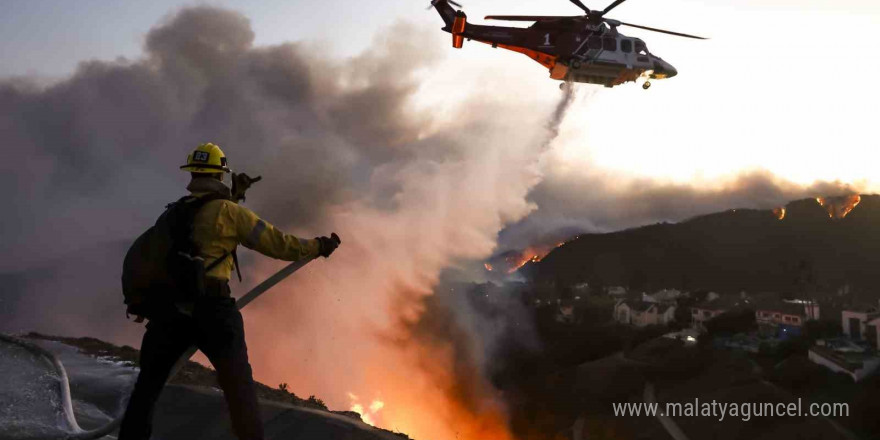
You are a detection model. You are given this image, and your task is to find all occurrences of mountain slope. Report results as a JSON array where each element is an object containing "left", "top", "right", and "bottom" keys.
[{"left": 527, "top": 195, "right": 880, "bottom": 296}]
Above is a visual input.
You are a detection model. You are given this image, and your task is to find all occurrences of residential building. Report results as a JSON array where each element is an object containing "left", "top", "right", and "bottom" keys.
[
  {"left": 809, "top": 339, "right": 880, "bottom": 382},
  {"left": 614, "top": 299, "right": 675, "bottom": 327},
  {"left": 572, "top": 282, "right": 590, "bottom": 291},
  {"left": 754, "top": 299, "right": 818, "bottom": 337},
  {"left": 606, "top": 286, "right": 627, "bottom": 297},
  {"left": 842, "top": 304, "right": 880, "bottom": 349},
  {"left": 643, "top": 289, "right": 683, "bottom": 304},
  {"left": 784, "top": 299, "right": 821, "bottom": 320},
  {"left": 690, "top": 295, "right": 749, "bottom": 331}
]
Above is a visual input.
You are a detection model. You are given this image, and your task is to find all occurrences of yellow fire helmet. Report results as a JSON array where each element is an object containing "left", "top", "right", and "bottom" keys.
[{"left": 180, "top": 143, "right": 231, "bottom": 174}]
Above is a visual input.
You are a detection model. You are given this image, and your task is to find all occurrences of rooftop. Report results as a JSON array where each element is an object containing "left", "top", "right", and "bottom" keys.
[
  {"left": 810, "top": 345, "right": 879, "bottom": 374},
  {"left": 753, "top": 299, "right": 807, "bottom": 317},
  {"left": 618, "top": 299, "right": 656, "bottom": 313},
  {"left": 692, "top": 295, "right": 750, "bottom": 312}
]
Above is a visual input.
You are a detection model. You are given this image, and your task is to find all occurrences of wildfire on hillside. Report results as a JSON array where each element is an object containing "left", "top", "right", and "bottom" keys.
[
  {"left": 772, "top": 207, "right": 786, "bottom": 220},
  {"left": 507, "top": 253, "right": 542, "bottom": 274},
  {"left": 348, "top": 393, "right": 385, "bottom": 427},
  {"left": 485, "top": 240, "right": 569, "bottom": 274},
  {"left": 816, "top": 195, "right": 861, "bottom": 219}
]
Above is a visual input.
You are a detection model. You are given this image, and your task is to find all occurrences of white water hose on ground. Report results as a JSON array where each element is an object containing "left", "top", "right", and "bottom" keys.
[{"left": 0, "top": 254, "right": 321, "bottom": 440}]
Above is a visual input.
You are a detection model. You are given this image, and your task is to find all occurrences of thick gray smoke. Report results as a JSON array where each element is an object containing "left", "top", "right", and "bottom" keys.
[
  {"left": 498, "top": 169, "right": 861, "bottom": 251},
  {"left": 0, "top": 6, "right": 559, "bottom": 439},
  {"left": 1, "top": 7, "right": 437, "bottom": 272},
  {"left": 0, "top": 7, "right": 446, "bottom": 337}
]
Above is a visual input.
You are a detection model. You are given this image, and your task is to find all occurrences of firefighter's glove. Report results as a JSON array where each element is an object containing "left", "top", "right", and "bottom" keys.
[
  {"left": 231, "top": 173, "right": 262, "bottom": 203},
  {"left": 317, "top": 233, "right": 341, "bottom": 258}
]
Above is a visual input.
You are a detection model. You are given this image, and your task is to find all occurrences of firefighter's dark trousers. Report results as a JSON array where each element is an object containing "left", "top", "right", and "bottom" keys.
[{"left": 118, "top": 298, "right": 264, "bottom": 440}]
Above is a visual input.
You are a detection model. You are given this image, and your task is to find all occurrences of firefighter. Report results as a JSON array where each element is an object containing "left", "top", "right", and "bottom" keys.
[{"left": 119, "top": 143, "right": 338, "bottom": 440}]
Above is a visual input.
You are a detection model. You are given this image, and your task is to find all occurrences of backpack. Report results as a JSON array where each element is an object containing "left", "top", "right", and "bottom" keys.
[{"left": 121, "top": 193, "right": 239, "bottom": 319}]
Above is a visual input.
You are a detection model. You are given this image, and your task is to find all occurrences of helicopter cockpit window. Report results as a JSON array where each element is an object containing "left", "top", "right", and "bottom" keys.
[
  {"left": 603, "top": 37, "right": 617, "bottom": 51},
  {"left": 588, "top": 36, "right": 602, "bottom": 50},
  {"left": 621, "top": 39, "right": 632, "bottom": 53},
  {"left": 635, "top": 41, "right": 648, "bottom": 55}
]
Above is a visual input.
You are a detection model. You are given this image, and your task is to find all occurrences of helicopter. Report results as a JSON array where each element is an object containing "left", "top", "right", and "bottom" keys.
[{"left": 430, "top": 0, "right": 707, "bottom": 89}]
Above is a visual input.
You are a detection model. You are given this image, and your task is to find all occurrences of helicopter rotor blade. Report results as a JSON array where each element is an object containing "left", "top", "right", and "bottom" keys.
[
  {"left": 484, "top": 15, "right": 579, "bottom": 21},
  {"left": 601, "top": 0, "right": 629, "bottom": 15},
  {"left": 427, "top": 0, "right": 463, "bottom": 10},
  {"left": 568, "top": 0, "right": 592, "bottom": 14},
  {"left": 617, "top": 21, "right": 708, "bottom": 39}
]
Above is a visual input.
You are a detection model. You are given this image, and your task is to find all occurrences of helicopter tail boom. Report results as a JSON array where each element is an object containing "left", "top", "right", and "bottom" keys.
[{"left": 431, "top": 0, "right": 458, "bottom": 30}]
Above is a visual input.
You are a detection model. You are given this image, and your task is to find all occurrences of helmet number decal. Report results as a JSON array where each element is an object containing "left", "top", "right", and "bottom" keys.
[{"left": 193, "top": 151, "right": 210, "bottom": 163}]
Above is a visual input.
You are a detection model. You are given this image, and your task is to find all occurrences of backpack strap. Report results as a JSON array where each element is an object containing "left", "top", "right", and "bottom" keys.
[
  {"left": 203, "top": 247, "right": 242, "bottom": 282},
  {"left": 232, "top": 249, "right": 242, "bottom": 282},
  {"left": 205, "top": 250, "right": 230, "bottom": 272},
  {"left": 191, "top": 192, "right": 243, "bottom": 282}
]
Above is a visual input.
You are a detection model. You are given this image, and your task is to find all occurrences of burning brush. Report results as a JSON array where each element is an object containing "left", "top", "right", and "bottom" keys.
[
  {"left": 485, "top": 239, "right": 570, "bottom": 274},
  {"left": 815, "top": 194, "right": 861, "bottom": 219}
]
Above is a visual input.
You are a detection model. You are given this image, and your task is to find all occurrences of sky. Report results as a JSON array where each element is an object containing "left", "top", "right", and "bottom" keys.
[{"left": 4, "top": 0, "right": 877, "bottom": 186}]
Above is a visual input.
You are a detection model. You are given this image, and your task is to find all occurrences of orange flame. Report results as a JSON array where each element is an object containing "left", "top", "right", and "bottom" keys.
[
  {"left": 348, "top": 392, "right": 385, "bottom": 426},
  {"left": 507, "top": 254, "right": 538, "bottom": 274},
  {"left": 772, "top": 207, "right": 786, "bottom": 220},
  {"left": 504, "top": 241, "right": 566, "bottom": 274},
  {"left": 816, "top": 195, "right": 861, "bottom": 219},
  {"left": 484, "top": 263, "right": 493, "bottom": 272}
]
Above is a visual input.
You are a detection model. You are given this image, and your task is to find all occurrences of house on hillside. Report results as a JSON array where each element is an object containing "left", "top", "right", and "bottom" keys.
[
  {"left": 606, "top": 286, "right": 627, "bottom": 297},
  {"left": 809, "top": 339, "right": 880, "bottom": 382},
  {"left": 643, "top": 289, "right": 683, "bottom": 304},
  {"left": 654, "top": 303, "right": 676, "bottom": 326},
  {"left": 691, "top": 295, "right": 749, "bottom": 331},
  {"left": 754, "top": 299, "right": 819, "bottom": 338},
  {"left": 842, "top": 304, "right": 880, "bottom": 349},
  {"left": 614, "top": 299, "right": 675, "bottom": 327},
  {"left": 572, "top": 282, "right": 590, "bottom": 292},
  {"left": 791, "top": 299, "right": 821, "bottom": 320}
]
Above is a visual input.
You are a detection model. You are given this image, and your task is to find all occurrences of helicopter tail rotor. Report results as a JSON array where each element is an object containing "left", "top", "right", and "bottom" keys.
[
  {"left": 427, "top": 0, "right": 462, "bottom": 11},
  {"left": 428, "top": 0, "right": 465, "bottom": 34}
]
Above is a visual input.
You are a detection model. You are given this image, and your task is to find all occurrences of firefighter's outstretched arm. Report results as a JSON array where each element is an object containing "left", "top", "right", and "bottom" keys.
[{"left": 227, "top": 203, "right": 337, "bottom": 260}]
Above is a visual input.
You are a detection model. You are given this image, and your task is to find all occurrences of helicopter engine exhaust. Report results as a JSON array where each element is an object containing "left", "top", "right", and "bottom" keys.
[{"left": 452, "top": 11, "right": 466, "bottom": 48}]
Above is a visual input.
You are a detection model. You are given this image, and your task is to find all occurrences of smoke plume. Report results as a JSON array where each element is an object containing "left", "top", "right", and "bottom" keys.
[{"left": 0, "top": 6, "right": 561, "bottom": 439}]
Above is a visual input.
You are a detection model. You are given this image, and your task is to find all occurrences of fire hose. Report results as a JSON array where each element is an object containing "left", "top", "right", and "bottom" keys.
[{"left": 0, "top": 244, "right": 334, "bottom": 440}]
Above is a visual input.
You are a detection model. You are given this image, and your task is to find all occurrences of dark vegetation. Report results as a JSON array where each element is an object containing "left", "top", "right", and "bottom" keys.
[
  {"left": 526, "top": 195, "right": 880, "bottom": 301},
  {"left": 704, "top": 307, "right": 757, "bottom": 336}
]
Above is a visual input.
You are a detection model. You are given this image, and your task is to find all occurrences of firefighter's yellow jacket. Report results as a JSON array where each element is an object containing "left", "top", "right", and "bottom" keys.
[{"left": 187, "top": 177, "right": 321, "bottom": 280}]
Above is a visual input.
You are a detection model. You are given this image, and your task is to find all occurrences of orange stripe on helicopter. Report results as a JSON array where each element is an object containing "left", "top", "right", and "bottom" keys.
[{"left": 475, "top": 41, "right": 557, "bottom": 70}]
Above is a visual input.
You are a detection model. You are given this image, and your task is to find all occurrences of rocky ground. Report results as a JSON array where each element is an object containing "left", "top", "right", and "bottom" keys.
[{"left": 2, "top": 333, "right": 412, "bottom": 440}]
